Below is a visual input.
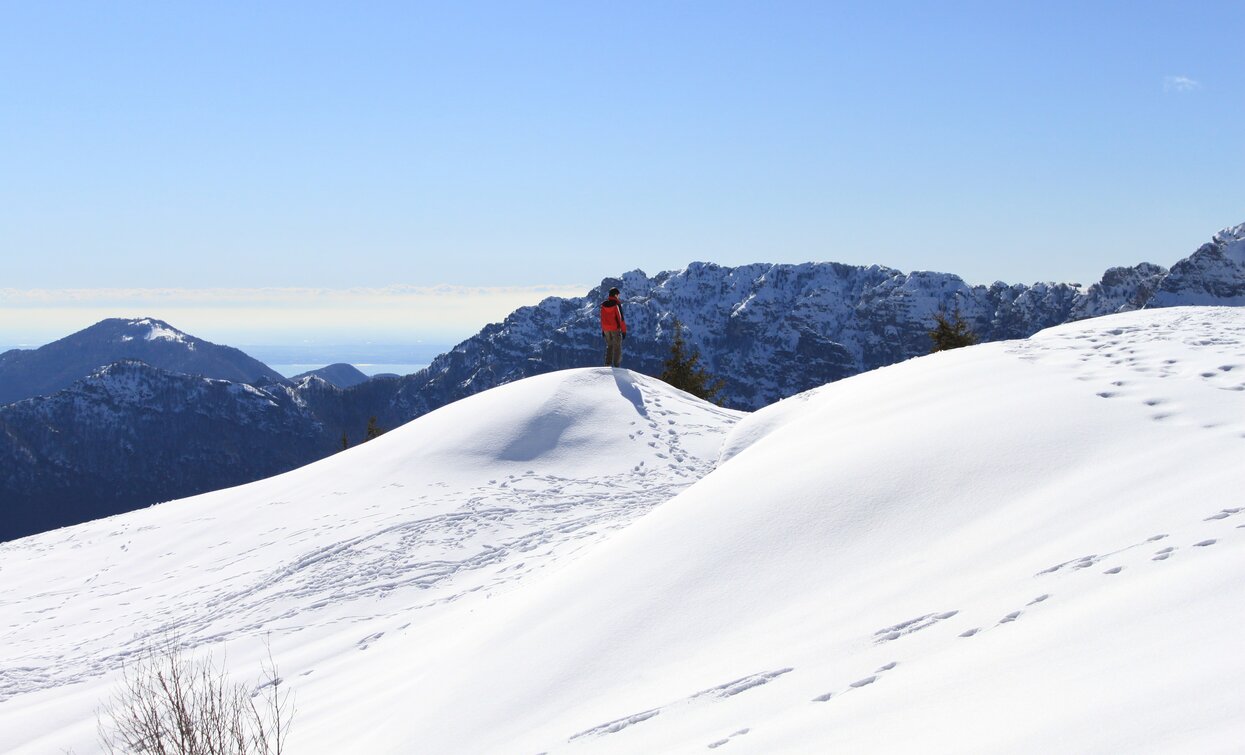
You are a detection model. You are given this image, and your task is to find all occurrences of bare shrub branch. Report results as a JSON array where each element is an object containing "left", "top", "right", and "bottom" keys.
[{"left": 98, "top": 635, "right": 294, "bottom": 755}]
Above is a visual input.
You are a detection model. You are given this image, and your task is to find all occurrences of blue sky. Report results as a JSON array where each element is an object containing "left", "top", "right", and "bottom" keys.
[{"left": 1, "top": 1, "right": 1242, "bottom": 345}]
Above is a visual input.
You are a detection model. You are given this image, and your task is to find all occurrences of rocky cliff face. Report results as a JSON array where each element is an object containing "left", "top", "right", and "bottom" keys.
[{"left": 1149, "top": 223, "right": 1245, "bottom": 306}]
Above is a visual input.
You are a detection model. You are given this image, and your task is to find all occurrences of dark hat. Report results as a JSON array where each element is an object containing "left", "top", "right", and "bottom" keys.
[{"left": 608, "top": 287, "right": 620, "bottom": 296}]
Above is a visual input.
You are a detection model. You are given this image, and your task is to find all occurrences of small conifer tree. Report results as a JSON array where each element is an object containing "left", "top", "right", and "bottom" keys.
[
  {"left": 340, "top": 431, "right": 349, "bottom": 451},
  {"left": 365, "top": 417, "right": 385, "bottom": 441},
  {"left": 659, "top": 319, "right": 725, "bottom": 404},
  {"left": 929, "top": 305, "right": 978, "bottom": 352}
]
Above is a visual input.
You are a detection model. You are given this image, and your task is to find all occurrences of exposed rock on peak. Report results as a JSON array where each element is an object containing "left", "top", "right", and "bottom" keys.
[{"left": 1149, "top": 223, "right": 1245, "bottom": 306}]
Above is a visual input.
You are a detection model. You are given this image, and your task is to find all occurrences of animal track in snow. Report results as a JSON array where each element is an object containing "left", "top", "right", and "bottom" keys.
[
  {"left": 1038, "top": 554, "right": 1099, "bottom": 575},
  {"left": 1194, "top": 539, "right": 1217, "bottom": 547},
  {"left": 813, "top": 661, "right": 897, "bottom": 702},
  {"left": 707, "top": 728, "right": 751, "bottom": 749},
  {"left": 1204, "top": 507, "right": 1243, "bottom": 521},
  {"left": 1008, "top": 314, "right": 1245, "bottom": 435},
  {"left": 1104, "top": 566, "right": 1123, "bottom": 575},
  {"left": 1039, "top": 540, "right": 1145, "bottom": 576},
  {"left": 873, "top": 610, "right": 958, "bottom": 643},
  {"left": 572, "top": 669, "right": 789, "bottom": 742},
  {"left": 998, "top": 611, "right": 1022, "bottom": 625},
  {"left": 695, "top": 668, "right": 794, "bottom": 699},
  {"left": 570, "top": 709, "right": 661, "bottom": 740},
  {"left": 356, "top": 631, "right": 384, "bottom": 650}
]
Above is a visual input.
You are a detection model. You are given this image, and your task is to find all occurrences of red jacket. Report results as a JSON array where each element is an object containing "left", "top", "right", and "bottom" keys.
[{"left": 600, "top": 295, "right": 627, "bottom": 333}]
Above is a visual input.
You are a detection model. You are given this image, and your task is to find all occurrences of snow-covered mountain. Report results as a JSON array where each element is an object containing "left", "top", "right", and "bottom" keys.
[
  {"left": 1149, "top": 222, "right": 1245, "bottom": 306},
  {"left": 290, "top": 362, "right": 371, "bottom": 388},
  {"left": 370, "top": 222, "right": 1241, "bottom": 416},
  {"left": 0, "top": 317, "right": 285, "bottom": 406},
  {"left": 0, "top": 361, "right": 332, "bottom": 541},
  {"left": 1, "top": 306, "right": 1242, "bottom": 753}
]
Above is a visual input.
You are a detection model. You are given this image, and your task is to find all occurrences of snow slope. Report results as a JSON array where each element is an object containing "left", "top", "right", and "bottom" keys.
[
  {"left": 0, "top": 368, "right": 741, "bottom": 753},
  {"left": 3, "top": 307, "right": 1244, "bottom": 753}
]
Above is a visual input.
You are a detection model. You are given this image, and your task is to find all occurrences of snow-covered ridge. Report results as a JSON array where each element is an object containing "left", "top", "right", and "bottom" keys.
[
  {"left": 1212, "top": 222, "right": 1245, "bottom": 265},
  {"left": 1150, "top": 224, "right": 1245, "bottom": 306},
  {"left": 2, "top": 308, "right": 1244, "bottom": 753}
]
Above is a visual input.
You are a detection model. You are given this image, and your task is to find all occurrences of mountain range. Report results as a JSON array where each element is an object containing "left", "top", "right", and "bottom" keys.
[
  {"left": 373, "top": 222, "right": 1244, "bottom": 414},
  {"left": 1, "top": 222, "right": 1243, "bottom": 541}
]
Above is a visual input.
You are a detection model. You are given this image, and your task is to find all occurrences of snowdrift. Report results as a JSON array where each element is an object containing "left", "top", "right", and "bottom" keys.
[{"left": 2, "top": 308, "right": 1244, "bottom": 753}]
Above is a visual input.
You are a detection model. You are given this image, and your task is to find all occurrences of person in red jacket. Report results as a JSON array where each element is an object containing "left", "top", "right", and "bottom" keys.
[{"left": 600, "top": 287, "right": 627, "bottom": 367}]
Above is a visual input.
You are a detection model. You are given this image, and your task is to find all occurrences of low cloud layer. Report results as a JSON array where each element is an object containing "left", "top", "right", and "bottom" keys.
[{"left": 0, "top": 284, "right": 589, "bottom": 347}]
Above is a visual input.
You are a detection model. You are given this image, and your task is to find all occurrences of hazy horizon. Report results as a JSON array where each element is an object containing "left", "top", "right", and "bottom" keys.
[
  {"left": 0, "top": 283, "right": 589, "bottom": 349},
  {"left": 0, "top": 218, "right": 1238, "bottom": 350}
]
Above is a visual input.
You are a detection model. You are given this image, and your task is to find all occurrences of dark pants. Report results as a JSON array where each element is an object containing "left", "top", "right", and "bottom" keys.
[{"left": 603, "top": 331, "right": 623, "bottom": 367}]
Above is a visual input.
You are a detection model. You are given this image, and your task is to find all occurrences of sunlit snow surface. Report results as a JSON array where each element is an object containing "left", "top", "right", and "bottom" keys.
[{"left": 3, "top": 308, "right": 1245, "bottom": 753}]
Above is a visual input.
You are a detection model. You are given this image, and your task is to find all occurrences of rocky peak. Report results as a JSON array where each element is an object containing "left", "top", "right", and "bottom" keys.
[{"left": 1149, "top": 223, "right": 1245, "bottom": 306}]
